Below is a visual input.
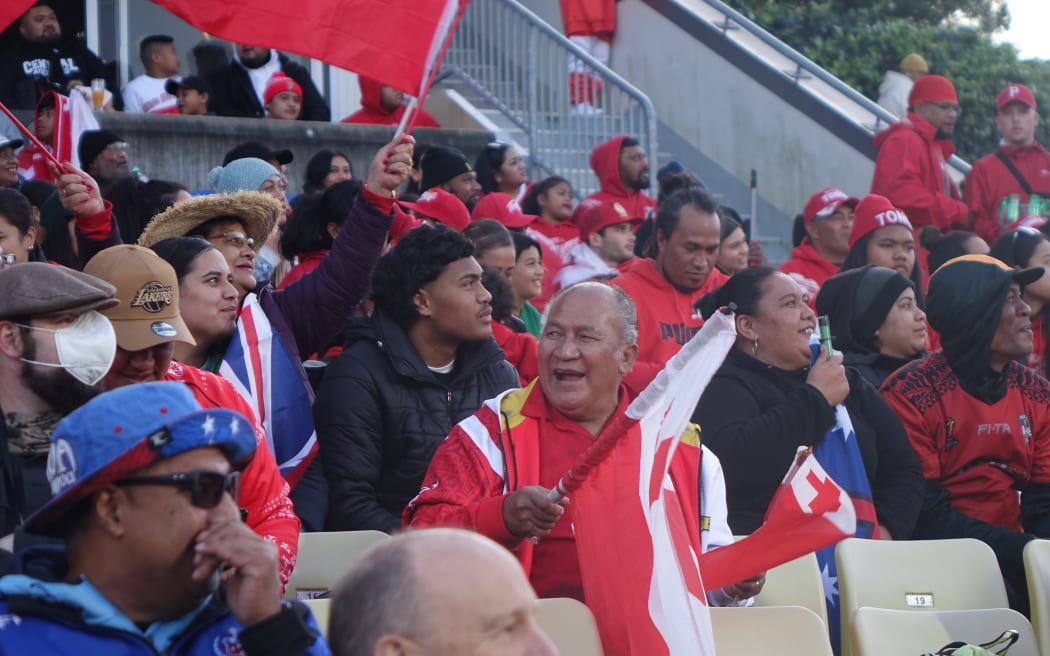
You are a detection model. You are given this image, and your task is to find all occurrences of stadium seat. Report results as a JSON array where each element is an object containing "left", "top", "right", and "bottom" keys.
[
  {"left": 749, "top": 550, "right": 829, "bottom": 627},
  {"left": 535, "top": 597, "right": 603, "bottom": 656},
  {"left": 709, "top": 606, "right": 832, "bottom": 655},
  {"left": 851, "top": 607, "right": 1038, "bottom": 656},
  {"left": 1023, "top": 539, "right": 1050, "bottom": 656},
  {"left": 300, "top": 598, "right": 331, "bottom": 638},
  {"left": 836, "top": 538, "right": 1009, "bottom": 656},
  {"left": 284, "top": 530, "right": 391, "bottom": 600}
]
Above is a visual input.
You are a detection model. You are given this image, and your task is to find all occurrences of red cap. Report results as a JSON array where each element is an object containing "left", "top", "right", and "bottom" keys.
[
  {"left": 399, "top": 188, "right": 470, "bottom": 231},
  {"left": 849, "top": 194, "right": 913, "bottom": 248},
  {"left": 908, "top": 74, "right": 957, "bottom": 108},
  {"left": 997, "top": 84, "right": 1037, "bottom": 112},
  {"left": 471, "top": 193, "right": 537, "bottom": 229},
  {"left": 803, "top": 188, "right": 858, "bottom": 225},
  {"left": 263, "top": 73, "right": 302, "bottom": 106},
  {"left": 576, "top": 199, "right": 641, "bottom": 240}
]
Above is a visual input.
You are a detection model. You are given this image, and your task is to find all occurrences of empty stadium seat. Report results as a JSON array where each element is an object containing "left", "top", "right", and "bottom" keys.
[
  {"left": 709, "top": 606, "right": 832, "bottom": 655},
  {"left": 284, "top": 530, "right": 391, "bottom": 600},
  {"left": 1023, "top": 539, "right": 1050, "bottom": 656},
  {"left": 851, "top": 607, "right": 1038, "bottom": 656},
  {"left": 535, "top": 597, "right": 604, "bottom": 656},
  {"left": 749, "top": 550, "right": 829, "bottom": 626},
  {"left": 300, "top": 598, "right": 331, "bottom": 638}
]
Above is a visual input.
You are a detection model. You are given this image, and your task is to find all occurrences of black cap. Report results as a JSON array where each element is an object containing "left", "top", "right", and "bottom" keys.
[
  {"left": 222, "top": 140, "right": 293, "bottom": 167},
  {"left": 78, "top": 130, "right": 123, "bottom": 169},
  {"left": 165, "top": 75, "right": 211, "bottom": 97}
]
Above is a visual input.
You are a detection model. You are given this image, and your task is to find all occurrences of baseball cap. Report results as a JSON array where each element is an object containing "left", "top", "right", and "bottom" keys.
[
  {"left": 908, "top": 74, "right": 957, "bottom": 107},
  {"left": 802, "top": 188, "right": 859, "bottom": 225},
  {"left": 0, "top": 135, "right": 24, "bottom": 152},
  {"left": 83, "top": 245, "right": 195, "bottom": 352},
  {"left": 997, "top": 84, "right": 1037, "bottom": 112},
  {"left": 849, "top": 194, "right": 914, "bottom": 248},
  {"left": 223, "top": 140, "right": 293, "bottom": 167},
  {"left": 0, "top": 262, "right": 117, "bottom": 320},
  {"left": 23, "top": 382, "right": 256, "bottom": 535},
  {"left": 470, "top": 193, "right": 537, "bottom": 229},
  {"left": 576, "top": 198, "right": 641, "bottom": 240},
  {"left": 165, "top": 75, "right": 211, "bottom": 97},
  {"left": 400, "top": 188, "right": 470, "bottom": 231}
]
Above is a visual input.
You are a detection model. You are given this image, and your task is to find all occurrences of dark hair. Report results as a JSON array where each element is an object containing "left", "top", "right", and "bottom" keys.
[
  {"left": 658, "top": 172, "right": 702, "bottom": 204},
  {"left": 791, "top": 214, "right": 806, "bottom": 248},
  {"left": 185, "top": 215, "right": 245, "bottom": 241},
  {"left": 139, "top": 34, "right": 174, "bottom": 68},
  {"left": 620, "top": 137, "right": 640, "bottom": 152},
  {"left": 0, "top": 188, "right": 36, "bottom": 234},
  {"left": 474, "top": 143, "right": 512, "bottom": 195},
  {"left": 463, "top": 219, "right": 512, "bottom": 259},
  {"left": 925, "top": 230, "right": 987, "bottom": 273},
  {"left": 370, "top": 224, "right": 476, "bottom": 330},
  {"left": 303, "top": 149, "right": 352, "bottom": 194},
  {"left": 320, "top": 179, "right": 363, "bottom": 227},
  {"left": 151, "top": 236, "right": 218, "bottom": 282},
  {"left": 279, "top": 193, "right": 328, "bottom": 257},
  {"left": 103, "top": 177, "right": 188, "bottom": 244},
  {"left": 18, "top": 180, "right": 57, "bottom": 209},
  {"left": 481, "top": 265, "right": 515, "bottom": 322},
  {"left": 718, "top": 208, "right": 745, "bottom": 243},
  {"left": 654, "top": 188, "right": 719, "bottom": 243},
  {"left": 511, "top": 231, "right": 541, "bottom": 262},
  {"left": 521, "top": 175, "right": 571, "bottom": 216},
  {"left": 990, "top": 227, "right": 1048, "bottom": 269},
  {"left": 695, "top": 265, "right": 780, "bottom": 320},
  {"left": 841, "top": 231, "right": 926, "bottom": 308}
]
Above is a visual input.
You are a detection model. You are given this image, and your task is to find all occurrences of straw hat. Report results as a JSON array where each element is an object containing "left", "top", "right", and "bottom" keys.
[{"left": 137, "top": 191, "right": 280, "bottom": 251}]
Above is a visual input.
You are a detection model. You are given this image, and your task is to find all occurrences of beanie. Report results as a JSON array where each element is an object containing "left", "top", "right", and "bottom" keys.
[
  {"left": 816, "top": 266, "right": 914, "bottom": 354},
  {"left": 908, "top": 74, "right": 957, "bottom": 108},
  {"left": 900, "top": 53, "right": 928, "bottom": 74},
  {"left": 421, "top": 146, "right": 472, "bottom": 191},
  {"left": 263, "top": 73, "right": 302, "bottom": 106},
  {"left": 78, "top": 130, "right": 123, "bottom": 169},
  {"left": 849, "top": 194, "right": 913, "bottom": 248},
  {"left": 208, "top": 157, "right": 280, "bottom": 194}
]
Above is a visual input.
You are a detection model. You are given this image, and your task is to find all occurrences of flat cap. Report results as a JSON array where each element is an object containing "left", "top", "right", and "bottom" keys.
[{"left": 0, "top": 262, "right": 119, "bottom": 320}]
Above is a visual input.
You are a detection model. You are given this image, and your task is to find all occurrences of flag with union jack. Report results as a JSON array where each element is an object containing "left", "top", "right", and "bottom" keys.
[{"left": 219, "top": 294, "right": 316, "bottom": 486}]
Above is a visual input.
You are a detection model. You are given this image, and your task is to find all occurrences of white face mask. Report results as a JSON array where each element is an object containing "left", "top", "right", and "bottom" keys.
[{"left": 18, "top": 310, "right": 117, "bottom": 386}]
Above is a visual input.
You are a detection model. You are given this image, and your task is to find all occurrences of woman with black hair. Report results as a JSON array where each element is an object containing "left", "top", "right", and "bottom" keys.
[
  {"left": 923, "top": 229, "right": 989, "bottom": 274},
  {"left": 279, "top": 179, "right": 363, "bottom": 290},
  {"left": 840, "top": 194, "right": 926, "bottom": 307},
  {"left": 0, "top": 188, "right": 46, "bottom": 268},
  {"left": 474, "top": 142, "right": 528, "bottom": 198},
  {"left": 990, "top": 226, "right": 1050, "bottom": 376},
  {"left": 303, "top": 149, "right": 353, "bottom": 194}
]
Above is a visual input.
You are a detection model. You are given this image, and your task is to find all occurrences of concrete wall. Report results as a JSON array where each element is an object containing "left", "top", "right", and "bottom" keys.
[{"left": 88, "top": 113, "right": 492, "bottom": 194}]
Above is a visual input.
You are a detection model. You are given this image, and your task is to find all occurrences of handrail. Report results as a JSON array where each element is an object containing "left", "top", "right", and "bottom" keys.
[{"left": 441, "top": 0, "right": 660, "bottom": 198}]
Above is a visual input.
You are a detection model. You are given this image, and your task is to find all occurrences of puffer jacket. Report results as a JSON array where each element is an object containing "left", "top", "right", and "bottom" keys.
[{"left": 313, "top": 309, "right": 518, "bottom": 533}]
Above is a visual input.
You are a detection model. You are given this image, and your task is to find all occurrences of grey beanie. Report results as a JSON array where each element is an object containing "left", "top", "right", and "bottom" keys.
[{"left": 208, "top": 157, "right": 280, "bottom": 194}]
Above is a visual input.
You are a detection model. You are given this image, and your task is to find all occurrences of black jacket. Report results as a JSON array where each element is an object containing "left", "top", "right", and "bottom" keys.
[
  {"left": 0, "top": 38, "right": 109, "bottom": 110},
  {"left": 692, "top": 347, "right": 924, "bottom": 539},
  {"left": 313, "top": 309, "right": 518, "bottom": 533},
  {"left": 206, "top": 52, "right": 330, "bottom": 121},
  {"left": 843, "top": 350, "right": 919, "bottom": 390}
]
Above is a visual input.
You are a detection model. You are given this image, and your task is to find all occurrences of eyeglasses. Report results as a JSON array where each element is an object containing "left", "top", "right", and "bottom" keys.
[
  {"left": 209, "top": 231, "right": 254, "bottom": 249},
  {"left": 104, "top": 142, "right": 129, "bottom": 154},
  {"left": 116, "top": 470, "right": 241, "bottom": 508},
  {"left": 930, "top": 102, "right": 962, "bottom": 114}
]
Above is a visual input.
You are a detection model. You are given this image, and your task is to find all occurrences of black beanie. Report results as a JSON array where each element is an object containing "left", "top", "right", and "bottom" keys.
[
  {"left": 815, "top": 265, "right": 912, "bottom": 354},
  {"left": 78, "top": 130, "right": 123, "bottom": 169},
  {"left": 421, "top": 146, "right": 472, "bottom": 190}
]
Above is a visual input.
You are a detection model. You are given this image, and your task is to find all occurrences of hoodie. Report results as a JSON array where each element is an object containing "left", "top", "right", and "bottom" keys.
[
  {"left": 871, "top": 112, "right": 968, "bottom": 230},
  {"left": 340, "top": 76, "right": 440, "bottom": 127},
  {"left": 779, "top": 241, "right": 840, "bottom": 311},
  {"left": 582, "top": 136, "right": 656, "bottom": 220}
]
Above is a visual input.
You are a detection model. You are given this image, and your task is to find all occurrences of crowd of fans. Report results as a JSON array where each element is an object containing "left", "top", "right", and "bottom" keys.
[{"left": 1, "top": 1, "right": 1050, "bottom": 653}]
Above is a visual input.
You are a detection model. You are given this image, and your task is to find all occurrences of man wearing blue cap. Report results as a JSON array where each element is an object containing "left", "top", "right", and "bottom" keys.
[{"left": 0, "top": 382, "right": 329, "bottom": 655}]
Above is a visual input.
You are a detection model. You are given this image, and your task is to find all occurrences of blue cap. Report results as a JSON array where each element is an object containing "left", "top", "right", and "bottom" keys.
[{"left": 23, "top": 382, "right": 256, "bottom": 535}]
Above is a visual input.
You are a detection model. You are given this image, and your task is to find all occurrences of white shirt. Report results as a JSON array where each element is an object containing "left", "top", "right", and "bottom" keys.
[
  {"left": 235, "top": 49, "right": 282, "bottom": 109},
  {"left": 122, "top": 74, "right": 178, "bottom": 114},
  {"left": 877, "top": 70, "right": 914, "bottom": 121}
]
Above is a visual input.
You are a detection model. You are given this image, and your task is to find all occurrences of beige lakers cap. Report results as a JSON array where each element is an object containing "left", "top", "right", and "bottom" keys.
[{"left": 82, "top": 245, "right": 196, "bottom": 351}]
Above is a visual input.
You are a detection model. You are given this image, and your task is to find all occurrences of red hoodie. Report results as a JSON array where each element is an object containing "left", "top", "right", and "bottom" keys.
[
  {"left": 871, "top": 112, "right": 968, "bottom": 231},
  {"left": 340, "top": 76, "right": 441, "bottom": 127},
  {"left": 965, "top": 142, "right": 1050, "bottom": 244},
  {"left": 779, "top": 241, "right": 839, "bottom": 311},
  {"left": 583, "top": 136, "right": 657, "bottom": 220},
  {"left": 612, "top": 258, "right": 728, "bottom": 392},
  {"left": 491, "top": 321, "right": 539, "bottom": 386}
]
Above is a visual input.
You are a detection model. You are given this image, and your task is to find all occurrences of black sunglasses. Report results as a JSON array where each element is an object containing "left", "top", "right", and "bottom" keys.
[{"left": 116, "top": 470, "right": 241, "bottom": 509}]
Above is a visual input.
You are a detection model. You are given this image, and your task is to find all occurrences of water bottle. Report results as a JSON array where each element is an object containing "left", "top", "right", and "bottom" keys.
[{"left": 999, "top": 194, "right": 1021, "bottom": 227}]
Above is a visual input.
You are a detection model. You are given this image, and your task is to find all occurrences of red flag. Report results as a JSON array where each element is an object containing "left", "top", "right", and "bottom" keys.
[
  {"left": 699, "top": 446, "right": 857, "bottom": 590},
  {"left": 150, "top": 0, "right": 464, "bottom": 96},
  {"left": 570, "top": 310, "right": 738, "bottom": 656},
  {"left": 17, "top": 91, "right": 98, "bottom": 182},
  {"left": 0, "top": 3, "right": 35, "bottom": 33}
]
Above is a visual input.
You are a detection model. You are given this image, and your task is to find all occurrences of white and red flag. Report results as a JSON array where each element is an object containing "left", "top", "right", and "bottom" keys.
[{"left": 17, "top": 91, "right": 98, "bottom": 182}]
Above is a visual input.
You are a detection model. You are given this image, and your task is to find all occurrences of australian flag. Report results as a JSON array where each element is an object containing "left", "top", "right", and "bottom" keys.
[
  {"left": 809, "top": 337, "right": 877, "bottom": 655},
  {"left": 219, "top": 293, "right": 317, "bottom": 487}
]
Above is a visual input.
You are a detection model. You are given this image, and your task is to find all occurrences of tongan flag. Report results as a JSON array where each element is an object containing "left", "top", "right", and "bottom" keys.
[
  {"left": 17, "top": 91, "right": 97, "bottom": 182},
  {"left": 219, "top": 294, "right": 316, "bottom": 487},
  {"left": 571, "top": 309, "right": 737, "bottom": 656},
  {"left": 148, "top": 0, "right": 465, "bottom": 96}
]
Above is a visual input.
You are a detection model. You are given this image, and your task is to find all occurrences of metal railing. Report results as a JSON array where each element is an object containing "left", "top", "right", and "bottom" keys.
[
  {"left": 672, "top": 0, "right": 970, "bottom": 175},
  {"left": 440, "top": 0, "right": 659, "bottom": 198}
]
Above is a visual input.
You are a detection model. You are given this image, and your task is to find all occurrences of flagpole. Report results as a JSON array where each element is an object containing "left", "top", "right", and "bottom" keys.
[
  {"left": 0, "top": 100, "right": 64, "bottom": 170},
  {"left": 399, "top": 0, "right": 467, "bottom": 135}
]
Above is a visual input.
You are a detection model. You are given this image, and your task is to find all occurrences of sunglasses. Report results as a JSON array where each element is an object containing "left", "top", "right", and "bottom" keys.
[
  {"left": 116, "top": 470, "right": 241, "bottom": 508},
  {"left": 209, "top": 231, "right": 255, "bottom": 249}
]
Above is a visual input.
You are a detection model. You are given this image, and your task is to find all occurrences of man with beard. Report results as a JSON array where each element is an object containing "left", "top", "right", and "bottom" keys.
[
  {"left": 0, "top": 3, "right": 112, "bottom": 110},
  {"left": 0, "top": 262, "right": 117, "bottom": 537},
  {"left": 207, "top": 44, "right": 329, "bottom": 121},
  {"left": 583, "top": 135, "right": 656, "bottom": 220}
]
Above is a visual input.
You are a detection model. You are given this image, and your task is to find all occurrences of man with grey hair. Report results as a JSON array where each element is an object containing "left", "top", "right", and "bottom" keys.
[{"left": 328, "top": 528, "right": 557, "bottom": 656}]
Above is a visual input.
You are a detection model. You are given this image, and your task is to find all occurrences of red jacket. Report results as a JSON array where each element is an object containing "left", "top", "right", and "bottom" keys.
[
  {"left": 491, "top": 321, "right": 539, "bottom": 386},
  {"left": 612, "top": 258, "right": 728, "bottom": 392},
  {"left": 965, "top": 142, "right": 1050, "bottom": 243},
  {"left": 165, "top": 361, "right": 300, "bottom": 585},
  {"left": 559, "top": 0, "right": 616, "bottom": 37},
  {"left": 871, "top": 113, "right": 968, "bottom": 231},
  {"left": 779, "top": 241, "right": 839, "bottom": 310},
  {"left": 583, "top": 136, "right": 657, "bottom": 220},
  {"left": 340, "top": 76, "right": 440, "bottom": 127}
]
